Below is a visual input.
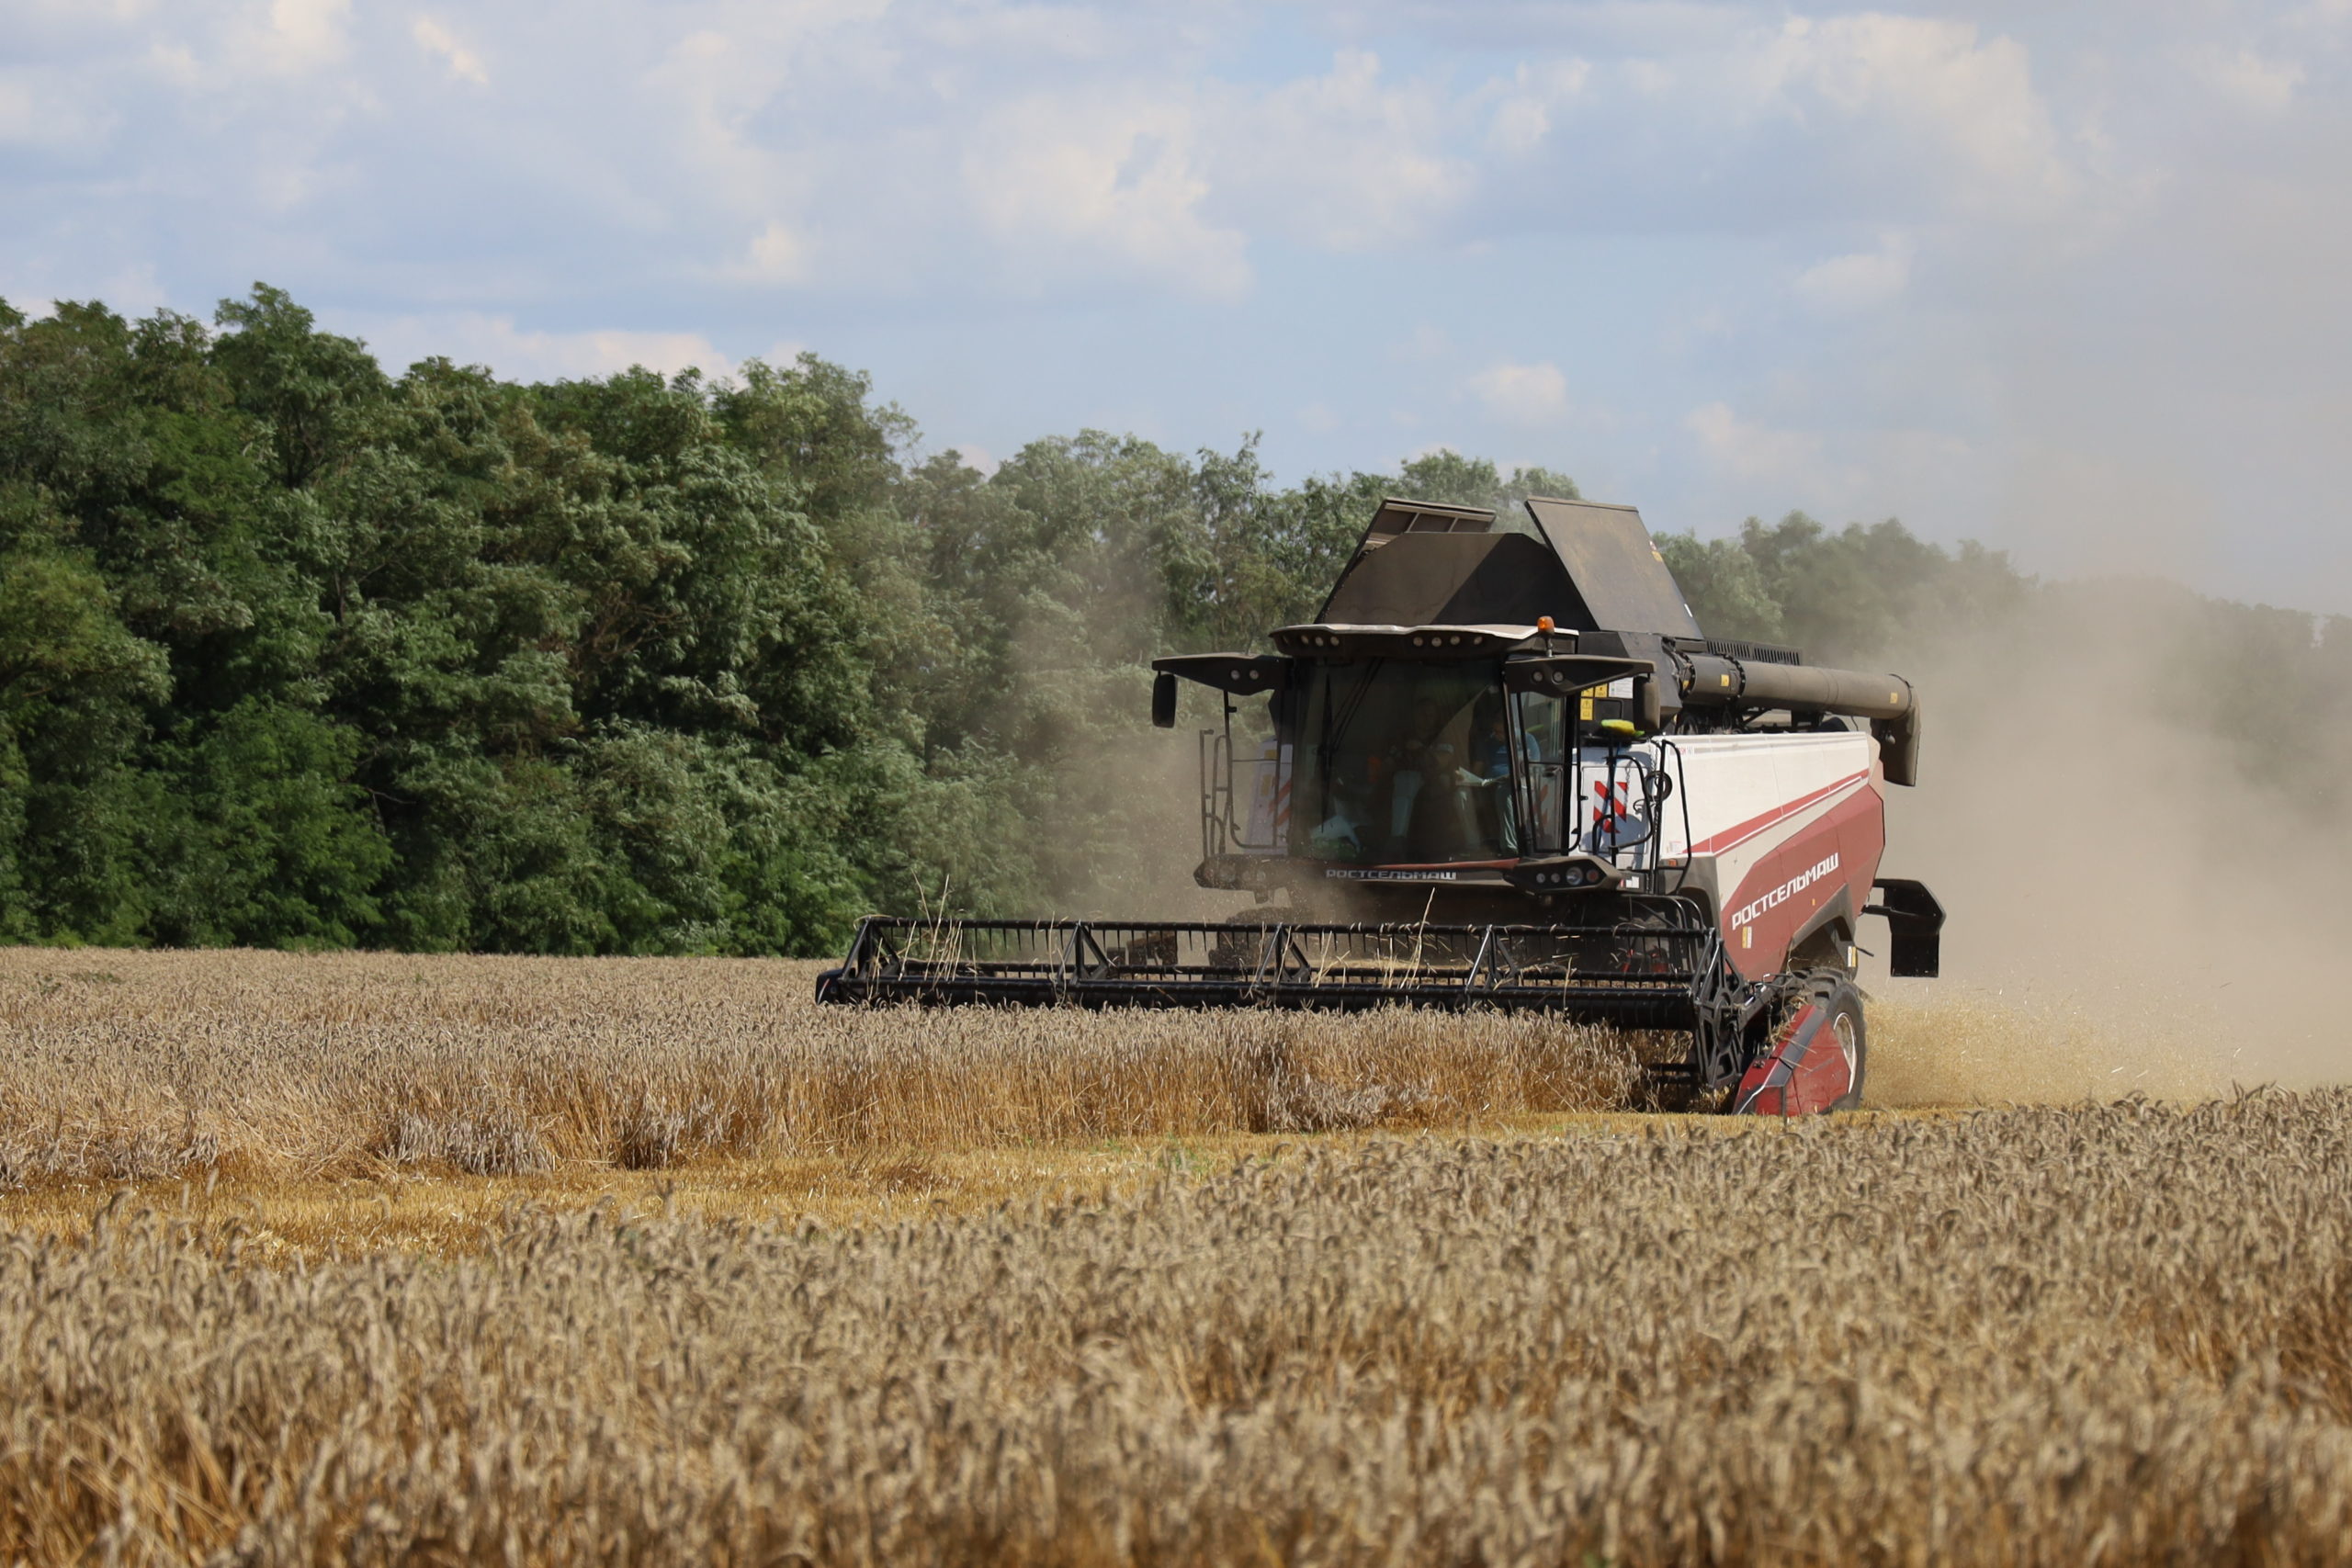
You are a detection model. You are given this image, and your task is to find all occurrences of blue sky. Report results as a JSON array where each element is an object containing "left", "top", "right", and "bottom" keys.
[{"left": 6, "top": 0, "right": 2349, "bottom": 610}]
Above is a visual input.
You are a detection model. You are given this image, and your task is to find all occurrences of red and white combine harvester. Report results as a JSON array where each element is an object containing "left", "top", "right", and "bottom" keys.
[{"left": 820, "top": 495, "right": 1943, "bottom": 1114}]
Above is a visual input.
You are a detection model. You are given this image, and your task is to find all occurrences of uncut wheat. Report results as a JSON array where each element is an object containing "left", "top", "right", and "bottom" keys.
[
  {"left": 5, "top": 1091, "right": 2350, "bottom": 1565},
  {"left": 0, "top": 950, "right": 1644, "bottom": 1186}
]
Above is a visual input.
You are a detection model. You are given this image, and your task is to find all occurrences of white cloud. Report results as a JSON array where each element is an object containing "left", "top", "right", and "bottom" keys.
[
  {"left": 143, "top": 40, "right": 202, "bottom": 88},
  {"left": 14, "top": 0, "right": 158, "bottom": 20},
  {"left": 1685, "top": 401, "right": 1862, "bottom": 499},
  {"left": 411, "top": 16, "right": 488, "bottom": 86},
  {"left": 1487, "top": 95, "right": 1549, "bottom": 153},
  {"left": 920, "top": 5, "right": 1129, "bottom": 62},
  {"left": 1756, "top": 14, "right": 2076, "bottom": 220},
  {"left": 723, "top": 220, "right": 809, "bottom": 285},
  {"left": 1623, "top": 58, "right": 1675, "bottom": 97},
  {"left": 963, "top": 92, "right": 1250, "bottom": 298},
  {"left": 2208, "top": 50, "right": 2304, "bottom": 111},
  {"left": 0, "top": 72, "right": 108, "bottom": 149},
  {"left": 1216, "top": 50, "right": 1466, "bottom": 251},
  {"left": 644, "top": 5, "right": 892, "bottom": 227},
  {"left": 6, "top": 0, "right": 2352, "bottom": 606},
  {"left": 368, "top": 314, "right": 737, "bottom": 382},
  {"left": 1793, "top": 231, "right": 1913, "bottom": 312},
  {"left": 1484, "top": 58, "right": 1589, "bottom": 154},
  {"left": 649, "top": 28, "right": 795, "bottom": 220},
  {"left": 1469, "top": 360, "right": 1569, "bottom": 424},
  {"left": 259, "top": 0, "right": 352, "bottom": 74},
  {"left": 1679, "top": 400, "right": 1979, "bottom": 535}
]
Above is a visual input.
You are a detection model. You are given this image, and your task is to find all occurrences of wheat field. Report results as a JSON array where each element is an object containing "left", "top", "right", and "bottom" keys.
[
  {"left": 0, "top": 947, "right": 2328, "bottom": 1565},
  {"left": 0, "top": 948, "right": 1648, "bottom": 1191}
]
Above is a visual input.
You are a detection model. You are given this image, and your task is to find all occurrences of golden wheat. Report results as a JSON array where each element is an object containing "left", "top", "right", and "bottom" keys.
[
  {"left": 0, "top": 949, "right": 1644, "bottom": 1188},
  {"left": 0, "top": 948, "right": 2312, "bottom": 1563},
  {"left": 3, "top": 1091, "right": 2348, "bottom": 1564}
]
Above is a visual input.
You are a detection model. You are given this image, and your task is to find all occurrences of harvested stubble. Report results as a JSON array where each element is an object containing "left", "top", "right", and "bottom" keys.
[
  {"left": 0, "top": 950, "right": 1642, "bottom": 1187},
  {"left": 8, "top": 1091, "right": 2352, "bottom": 1564}
]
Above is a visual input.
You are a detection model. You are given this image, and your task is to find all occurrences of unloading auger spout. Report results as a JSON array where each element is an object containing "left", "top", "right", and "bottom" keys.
[{"left": 818, "top": 493, "right": 1945, "bottom": 1114}]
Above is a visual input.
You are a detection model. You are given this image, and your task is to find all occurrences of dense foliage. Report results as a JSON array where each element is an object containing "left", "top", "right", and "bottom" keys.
[{"left": 1, "top": 288, "right": 2342, "bottom": 953}]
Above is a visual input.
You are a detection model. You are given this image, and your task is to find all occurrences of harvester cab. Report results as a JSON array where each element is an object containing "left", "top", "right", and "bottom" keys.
[{"left": 819, "top": 495, "right": 1945, "bottom": 1116}]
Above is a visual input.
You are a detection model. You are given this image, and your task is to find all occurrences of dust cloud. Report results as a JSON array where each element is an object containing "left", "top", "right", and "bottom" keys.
[
  {"left": 1867, "top": 581, "right": 2350, "bottom": 1102},
  {"left": 1046, "top": 676, "right": 1260, "bottom": 924}
]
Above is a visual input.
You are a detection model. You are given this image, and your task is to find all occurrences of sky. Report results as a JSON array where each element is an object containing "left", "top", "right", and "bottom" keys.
[{"left": 5, "top": 0, "right": 2349, "bottom": 611}]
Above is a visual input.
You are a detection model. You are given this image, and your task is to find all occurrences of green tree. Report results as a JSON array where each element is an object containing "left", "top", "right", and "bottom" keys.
[
  {"left": 1394, "top": 451, "right": 1581, "bottom": 513},
  {"left": 147, "top": 700, "right": 391, "bottom": 947},
  {"left": 7, "top": 280, "right": 2339, "bottom": 952},
  {"left": 1655, "top": 534, "right": 1785, "bottom": 644},
  {"left": 212, "top": 284, "right": 390, "bottom": 489}
]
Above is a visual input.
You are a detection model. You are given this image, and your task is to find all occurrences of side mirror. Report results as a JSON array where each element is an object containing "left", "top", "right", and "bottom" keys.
[{"left": 1150, "top": 671, "right": 1178, "bottom": 728}]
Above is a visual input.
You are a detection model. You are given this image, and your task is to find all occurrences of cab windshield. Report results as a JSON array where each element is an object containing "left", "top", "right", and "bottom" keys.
[{"left": 1292, "top": 660, "right": 1515, "bottom": 863}]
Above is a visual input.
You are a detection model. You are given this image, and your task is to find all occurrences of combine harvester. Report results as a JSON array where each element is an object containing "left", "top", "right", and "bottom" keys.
[{"left": 820, "top": 496, "right": 1943, "bottom": 1114}]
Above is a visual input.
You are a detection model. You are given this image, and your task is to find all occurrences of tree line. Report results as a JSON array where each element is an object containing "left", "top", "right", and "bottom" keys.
[{"left": 1, "top": 287, "right": 2342, "bottom": 953}]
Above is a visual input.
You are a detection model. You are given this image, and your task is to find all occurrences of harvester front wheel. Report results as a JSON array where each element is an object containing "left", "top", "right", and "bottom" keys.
[{"left": 1735, "top": 970, "right": 1868, "bottom": 1115}]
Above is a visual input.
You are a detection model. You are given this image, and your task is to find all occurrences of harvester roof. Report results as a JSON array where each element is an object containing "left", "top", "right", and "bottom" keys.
[{"left": 1315, "top": 495, "right": 1702, "bottom": 641}]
